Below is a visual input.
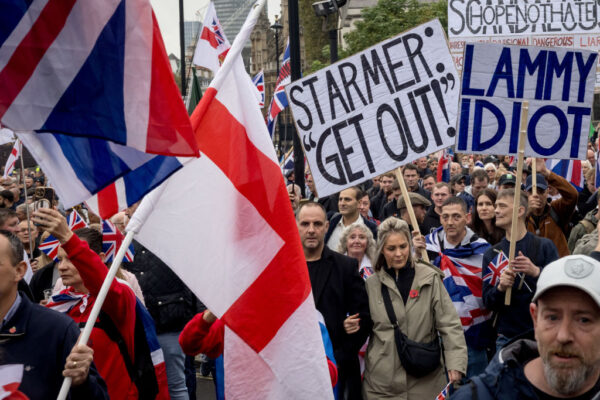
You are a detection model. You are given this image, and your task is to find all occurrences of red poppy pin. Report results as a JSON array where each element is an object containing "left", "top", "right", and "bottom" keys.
[
  {"left": 9, "top": 326, "right": 16, "bottom": 333},
  {"left": 409, "top": 290, "right": 419, "bottom": 298}
]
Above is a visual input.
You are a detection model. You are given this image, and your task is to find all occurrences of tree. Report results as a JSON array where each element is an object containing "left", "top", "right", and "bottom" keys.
[
  {"left": 299, "top": 0, "right": 333, "bottom": 66},
  {"left": 342, "top": 0, "right": 448, "bottom": 58}
]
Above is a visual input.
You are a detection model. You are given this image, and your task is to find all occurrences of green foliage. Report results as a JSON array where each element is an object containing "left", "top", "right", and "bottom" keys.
[
  {"left": 299, "top": 0, "right": 331, "bottom": 66},
  {"left": 342, "top": 0, "right": 448, "bottom": 57}
]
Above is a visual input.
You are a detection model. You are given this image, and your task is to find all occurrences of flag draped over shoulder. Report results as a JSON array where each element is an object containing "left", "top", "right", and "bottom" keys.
[
  {"left": 545, "top": 159, "right": 583, "bottom": 191},
  {"left": 127, "top": 5, "right": 333, "bottom": 396},
  {"left": 0, "top": 0, "right": 198, "bottom": 215},
  {"left": 425, "top": 227, "right": 491, "bottom": 348}
]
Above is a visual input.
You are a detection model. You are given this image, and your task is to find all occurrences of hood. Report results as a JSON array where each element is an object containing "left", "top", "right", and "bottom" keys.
[{"left": 478, "top": 339, "right": 539, "bottom": 398}]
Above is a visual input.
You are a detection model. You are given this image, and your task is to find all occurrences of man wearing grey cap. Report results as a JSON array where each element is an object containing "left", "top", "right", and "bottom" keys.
[
  {"left": 525, "top": 160, "right": 578, "bottom": 257},
  {"left": 451, "top": 254, "right": 600, "bottom": 399}
]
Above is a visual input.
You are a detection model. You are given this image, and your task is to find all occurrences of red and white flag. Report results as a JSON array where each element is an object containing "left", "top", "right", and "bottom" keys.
[
  {"left": 128, "top": 2, "right": 333, "bottom": 397},
  {"left": 3, "top": 139, "right": 19, "bottom": 179},
  {"left": 0, "top": 364, "right": 27, "bottom": 400},
  {"left": 193, "top": 1, "right": 231, "bottom": 73}
]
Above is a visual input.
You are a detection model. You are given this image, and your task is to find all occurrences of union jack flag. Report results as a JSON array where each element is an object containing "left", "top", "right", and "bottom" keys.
[
  {"left": 202, "top": 18, "right": 227, "bottom": 48},
  {"left": 39, "top": 234, "right": 60, "bottom": 261},
  {"left": 436, "top": 382, "right": 451, "bottom": 400},
  {"left": 252, "top": 70, "right": 265, "bottom": 108},
  {"left": 546, "top": 159, "right": 583, "bottom": 192},
  {"left": 67, "top": 211, "right": 88, "bottom": 231},
  {"left": 0, "top": 0, "right": 197, "bottom": 218},
  {"left": 266, "top": 40, "right": 291, "bottom": 137},
  {"left": 426, "top": 227, "right": 491, "bottom": 348},
  {"left": 102, "top": 220, "right": 134, "bottom": 263},
  {"left": 483, "top": 250, "right": 509, "bottom": 287},
  {"left": 437, "top": 148, "right": 453, "bottom": 182}
]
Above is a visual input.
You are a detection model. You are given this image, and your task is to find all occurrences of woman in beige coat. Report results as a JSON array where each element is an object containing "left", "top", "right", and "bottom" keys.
[{"left": 359, "top": 217, "right": 467, "bottom": 399}]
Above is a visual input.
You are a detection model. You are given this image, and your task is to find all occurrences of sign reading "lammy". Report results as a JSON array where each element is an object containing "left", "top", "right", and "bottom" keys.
[
  {"left": 456, "top": 43, "right": 597, "bottom": 159},
  {"left": 285, "top": 19, "right": 458, "bottom": 198}
]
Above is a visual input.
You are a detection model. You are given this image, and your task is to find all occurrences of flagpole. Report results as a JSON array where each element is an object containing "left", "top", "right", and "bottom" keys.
[
  {"left": 57, "top": 0, "right": 268, "bottom": 396},
  {"left": 56, "top": 229, "right": 137, "bottom": 400},
  {"left": 18, "top": 141, "right": 34, "bottom": 260},
  {"left": 505, "top": 101, "right": 529, "bottom": 306},
  {"left": 394, "top": 167, "right": 429, "bottom": 263}
]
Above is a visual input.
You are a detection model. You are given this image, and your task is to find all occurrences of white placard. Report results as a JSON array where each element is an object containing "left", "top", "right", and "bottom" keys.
[
  {"left": 456, "top": 43, "right": 597, "bottom": 159},
  {"left": 448, "top": 0, "right": 600, "bottom": 38},
  {"left": 285, "top": 19, "right": 458, "bottom": 198}
]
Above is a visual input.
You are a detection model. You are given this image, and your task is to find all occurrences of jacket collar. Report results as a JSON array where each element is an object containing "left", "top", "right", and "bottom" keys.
[
  {"left": 311, "top": 246, "right": 336, "bottom": 306},
  {"left": 477, "top": 339, "right": 540, "bottom": 398},
  {"left": 0, "top": 292, "right": 31, "bottom": 340},
  {"left": 375, "top": 261, "right": 439, "bottom": 312}
]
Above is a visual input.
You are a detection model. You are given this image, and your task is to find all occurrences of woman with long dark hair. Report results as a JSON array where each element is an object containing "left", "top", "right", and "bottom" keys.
[{"left": 471, "top": 189, "right": 504, "bottom": 245}]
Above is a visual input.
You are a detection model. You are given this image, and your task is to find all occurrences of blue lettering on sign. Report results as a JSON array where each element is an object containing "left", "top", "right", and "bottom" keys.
[
  {"left": 486, "top": 47, "right": 514, "bottom": 98},
  {"left": 472, "top": 100, "right": 506, "bottom": 151},
  {"left": 458, "top": 44, "right": 595, "bottom": 157},
  {"left": 461, "top": 45, "right": 485, "bottom": 96}
]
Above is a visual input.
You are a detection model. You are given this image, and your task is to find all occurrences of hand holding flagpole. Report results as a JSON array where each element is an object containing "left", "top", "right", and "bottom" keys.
[{"left": 55, "top": 0, "right": 268, "bottom": 397}]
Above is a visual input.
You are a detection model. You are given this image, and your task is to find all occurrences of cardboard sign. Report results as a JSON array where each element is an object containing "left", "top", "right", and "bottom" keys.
[
  {"left": 285, "top": 19, "right": 458, "bottom": 198},
  {"left": 456, "top": 43, "right": 597, "bottom": 159},
  {"left": 448, "top": 0, "right": 600, "bottom": 38}
]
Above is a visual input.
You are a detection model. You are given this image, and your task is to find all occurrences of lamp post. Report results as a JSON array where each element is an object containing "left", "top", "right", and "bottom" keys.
[{"left": 270, "top": 17, "right": 283, "bottom": 156}]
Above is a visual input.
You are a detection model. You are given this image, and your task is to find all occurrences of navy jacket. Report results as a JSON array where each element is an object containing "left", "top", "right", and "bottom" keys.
[
  {"left": 0, "top": 294, "right": 108, "bottom": 400},
  {"left": 324, "top": 214, "right": 378, "bottom": 245},
  {"left": 450, "top": 339, "right": 540, "bottom": 400},
  {"left": 482, "top": 233, "right": 558, "bottom": 339}
]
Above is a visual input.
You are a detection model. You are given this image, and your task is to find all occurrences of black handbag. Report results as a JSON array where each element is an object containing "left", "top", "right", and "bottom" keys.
[{"left": 380, "top": 284, "right": 441, "bottom": 377}]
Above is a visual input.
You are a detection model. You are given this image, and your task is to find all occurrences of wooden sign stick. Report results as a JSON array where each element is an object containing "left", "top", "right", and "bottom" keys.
[
  {"left": 394, "top": 168, "right": 430, "bottom": 263},
  {"left": 532, "top": 158, "right": 537, "bottom": 194},
  {"left": 505, "top": 101, "right": 529, "bottom": 305}
]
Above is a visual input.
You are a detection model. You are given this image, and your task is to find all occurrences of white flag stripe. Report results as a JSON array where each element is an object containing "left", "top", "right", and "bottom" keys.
[
  {"left": 123, "top": 0, "right": 152, "bottom": 151},
  {"left": 216, "top": 61, "right": 279, "bottom": 166},
  {"left": 258, "top": 295, "right": 333, "bottom": 398},
  {"left": 17, "top": 132, "right": 91, "bottom": 207},
  {"left": 131, "top": 155, "right": 284, "bottom": 315},
  {"left": 224, "top": 326, "right": 286, "bottom": 399},
  {"left": 0, "top": 0, "right": 49, "bottom": 73},
  {"left": 3, "top": 0, "right": 121, "bottom": 130}
]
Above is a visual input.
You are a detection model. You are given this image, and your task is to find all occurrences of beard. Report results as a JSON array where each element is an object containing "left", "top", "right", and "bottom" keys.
[{"left": 542, "top": 347, "right": 597, "bottom": 396}]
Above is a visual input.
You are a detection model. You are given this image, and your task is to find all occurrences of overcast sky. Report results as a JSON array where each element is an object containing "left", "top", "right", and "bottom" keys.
[{"left": 151, "top": 0, "right": 280, "bottom": 56}]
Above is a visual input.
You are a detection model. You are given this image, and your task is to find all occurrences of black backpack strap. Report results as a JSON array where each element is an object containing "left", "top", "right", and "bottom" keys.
[
  {"left": 82, "top": 311, "right": 136, "bottom": 381},
  {"left": 84, "top": 310, "right": 159, "bottom": 399}
]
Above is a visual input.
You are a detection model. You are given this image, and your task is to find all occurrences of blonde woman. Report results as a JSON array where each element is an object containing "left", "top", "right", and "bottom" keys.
[
  {"left": 361, "top": 217, "right": 467, "bottom": 399},
  {"left": 338, "top": 223, "right": 377, "bottom": 280}
]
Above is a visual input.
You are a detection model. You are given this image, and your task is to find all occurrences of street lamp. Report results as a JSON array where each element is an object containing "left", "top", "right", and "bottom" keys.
[
  {"left": 270, "top": 16, "right": 283, "bottom": 155},
  {"left": 271, "top": 16, "right": 283, "bottom": 73}
]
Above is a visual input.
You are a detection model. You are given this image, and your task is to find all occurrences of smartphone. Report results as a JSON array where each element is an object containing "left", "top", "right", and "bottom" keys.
[{"left": 34, "top": 187, "right": 55, "bottom": 211}]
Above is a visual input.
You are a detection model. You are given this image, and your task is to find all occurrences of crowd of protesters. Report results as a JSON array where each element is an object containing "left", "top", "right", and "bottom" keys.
[{"left": 4, "top": 144, "right": 600, "bottom": 400}]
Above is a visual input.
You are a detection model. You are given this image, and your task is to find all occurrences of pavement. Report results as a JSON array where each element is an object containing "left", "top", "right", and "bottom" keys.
[{"left": 195, "top": 374, "right": 217, "bottom": 400}]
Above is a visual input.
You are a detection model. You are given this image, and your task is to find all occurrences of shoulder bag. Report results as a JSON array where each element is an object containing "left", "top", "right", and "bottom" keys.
[{"left": 380, "top": 283, "right": 441, "bottom": 377}]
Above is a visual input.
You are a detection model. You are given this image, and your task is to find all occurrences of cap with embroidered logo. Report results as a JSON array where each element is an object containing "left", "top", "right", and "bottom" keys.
[{"left": 533, "top": 255, "right": 600, "bottom": 308}]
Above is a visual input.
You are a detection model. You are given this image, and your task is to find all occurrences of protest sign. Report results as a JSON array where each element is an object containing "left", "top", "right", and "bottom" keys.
[
  {"left": 285, "top": 19, "right": 458, "bottom": 198},
  {"left": 456, "top": 43, "right": 597, "bottom": 159},
  {"left": 447, "top": 1, "right": 600, "bottom": 90},
  {"left": 448, "top": 0, "right": 600, "bottom": 38}
]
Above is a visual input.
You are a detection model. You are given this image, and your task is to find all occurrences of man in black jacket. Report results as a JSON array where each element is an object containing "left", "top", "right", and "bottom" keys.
[
  {"left": 0, "top": 230, "right": 108, "bottom": 399},
  {"left": 297, "top": 202, "right": 371, "bottom": 400}
]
